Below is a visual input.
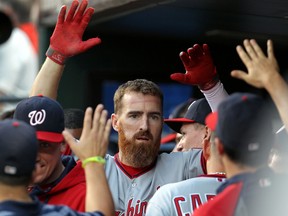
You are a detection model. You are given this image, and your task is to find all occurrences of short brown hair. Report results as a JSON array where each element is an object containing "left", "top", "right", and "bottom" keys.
[{"left": 113, "top": 79, "right": 163, "bottom": 114}]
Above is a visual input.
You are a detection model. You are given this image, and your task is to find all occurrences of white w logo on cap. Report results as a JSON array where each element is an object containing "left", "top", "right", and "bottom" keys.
[{"left": 28, "top": 110, "right": 46, "bottom": 126}]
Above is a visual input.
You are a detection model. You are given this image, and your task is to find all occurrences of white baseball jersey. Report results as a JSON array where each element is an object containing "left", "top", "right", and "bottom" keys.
[
  {"left": 104, "top": 149, "right": 205, "bottom": 216},
  {"left": 145, "top": 173, "right": 226, "bottom": 216}
]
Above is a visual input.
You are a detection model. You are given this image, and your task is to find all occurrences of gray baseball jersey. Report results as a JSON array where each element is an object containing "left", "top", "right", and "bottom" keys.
[
  {"left": 104, "top": 149, "right": 205, "bottom": 216},
  {"left": 145, "top": 174, "right": 226, "bottom": 216}
]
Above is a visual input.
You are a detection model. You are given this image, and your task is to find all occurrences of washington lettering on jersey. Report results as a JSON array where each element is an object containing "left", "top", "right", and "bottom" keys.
[
  {"left": 116, "top": 199, "right": 148, "bottom": 216},
  {"left": 105, "top": 150, "right": 206, "bottom": 216}
]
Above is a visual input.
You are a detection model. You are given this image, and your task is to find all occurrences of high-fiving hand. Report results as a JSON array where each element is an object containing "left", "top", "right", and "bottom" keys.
[
  {"left": 170, "top": 44, "right": 218, "bottom": 90},
  {"left": 46, "top": 0, "right": 101, "bottom": 65},
  {"left": 62, "top": 104, "right": 111, "bottom": 163},
  {"left": 231, "top": 39, "right": 279, "bottom": 88}
]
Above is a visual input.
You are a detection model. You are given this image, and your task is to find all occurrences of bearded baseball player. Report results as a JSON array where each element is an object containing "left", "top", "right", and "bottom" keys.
[{"left": 29, "top": 1, "right": 229, "bottom": 215}]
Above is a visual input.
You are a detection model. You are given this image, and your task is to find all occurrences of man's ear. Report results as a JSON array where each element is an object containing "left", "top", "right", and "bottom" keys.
[
  {"left": 203, "top": 138, "right": 211, "bottom": 161},
  {"left": 111, "top": 114, "right": 119, "bottom": 131},
  {"left": 204, "top": 126, "right": 212, "bottom": 140}
]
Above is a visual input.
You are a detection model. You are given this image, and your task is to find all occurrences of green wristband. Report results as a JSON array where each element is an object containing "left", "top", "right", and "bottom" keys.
[{"left": 82, "top": 156, "right": 106, "bottom": 168}]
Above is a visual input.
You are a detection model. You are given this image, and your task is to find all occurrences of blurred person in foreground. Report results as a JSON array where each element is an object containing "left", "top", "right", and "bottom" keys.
[
  {"left": 194, "top": 39, "right": 288, "bottom": 216},
  {"left": 230, "top": 39, "right": 288, "bottom": 174}
]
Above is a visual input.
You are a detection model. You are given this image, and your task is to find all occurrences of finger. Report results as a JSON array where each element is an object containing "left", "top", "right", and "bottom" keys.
[
  {"left": 66, "top": 0, "right": 79, "bottom": 22},
  {"left": 56, "top": 6, "right": 67, "bottom": 25},
  {"left": 188, "top": 44, "right": 202, "bottom": 58},
  {"left": 92, "top": 104, "right": 104, "bottom": 132},
  {"left": 80, "top": 7, "right": 94, "bottom": 30},
  {"left": 81, "top": 107, "right": 93, "bottom": 138},
  {"left": 194, "top": 44, "right": 203, "bottom": 56},
  {"left": 243, "top": 39, "right": 258, "bottom": 59},
  {"left": 104, "top": 119, "right": 112, "bottom": 143},
  {"left": 95, "top": 109, "right": 108, "bottom": 149},
  {"left": 250, "top": 39, "right": 265, "bottom": 58},
  {"left": 202, "top": 44, "right": 211, "bottom": 56},
  {"left": 236, "top": 45, "right": 251, "bottom": 66},
  {"left": 99, "top": 119, "right": 112, "bottom": 157},
  {"left": 267, "top": 39, "right": 274, "bottom": 59},
  {"left": 62, "top": 130, "right": 78, "bottom": 151},
  {"left": 179, "top": 51, "right": 191, "bottom": 66},
  {"left": 82, "top": 37, "right": 102, "bottom": 51},
  {"left": 74, "top": 0, "right": 89, "bottom": 23},
  {"left": 230, "top": 70, "right": 248, "bottom": 81}
]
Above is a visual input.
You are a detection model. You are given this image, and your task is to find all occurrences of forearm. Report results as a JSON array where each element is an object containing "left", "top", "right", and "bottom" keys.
[
  {"left": 264, "top": 72, "right": 288, "bottom": 132},
  {"left": 85, "top": 163, "right": 114, "bottom": 216},
  {"left": 30, "top": 58, "right": 64, "bottom": 99},
  {"left": 200, "top": 81, "right": 229, "bottom": 112}
]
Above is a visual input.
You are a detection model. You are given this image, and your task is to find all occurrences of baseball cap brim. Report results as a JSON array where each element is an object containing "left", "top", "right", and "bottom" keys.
[
  {"left": 161, "top": 133, "right": 177, "bottom": 144},
  {"left": 164, "top": 118, "right": 196, "bottom": 133},
  {"left": 205, "top": 112, "right": 218, "bottom": 131},
  {"left": 36, "top": 131, "right": 64, "bottom": 143}
]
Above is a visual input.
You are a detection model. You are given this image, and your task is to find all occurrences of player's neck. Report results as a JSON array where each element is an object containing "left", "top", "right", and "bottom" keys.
[
  {"left": 207, "top": 164, "right": 226, "bottom": 174},
  {"left": 206, "top": 161, "right": 225, "bottom": 175},
  {"left": 223, "top": 156, "right": 257, "bottom": 178},
  {"left": 0, "top": 184, "right": 33, "bottom": 203}
]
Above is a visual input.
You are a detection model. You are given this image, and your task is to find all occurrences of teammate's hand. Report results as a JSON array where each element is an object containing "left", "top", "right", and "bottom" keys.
[
  {"left": 170, "top": 44, "right": 218, "bottom": 90},
  {"left": 62, "top": 104, "right": 111, "bottom": 162},
  {"left": 46, "top": 0, "right": 101, "bottom": 65},
  {"left": 231, "top": 39, "right": 279, "bottom": 88}
]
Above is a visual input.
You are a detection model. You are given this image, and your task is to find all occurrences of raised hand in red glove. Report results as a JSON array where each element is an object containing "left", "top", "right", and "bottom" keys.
[
  {"left": 46, "top": 0, "right": 101, "bottom": 65},
  {"left": 170, "top": 44, "right": 219, "bottom": 90}
]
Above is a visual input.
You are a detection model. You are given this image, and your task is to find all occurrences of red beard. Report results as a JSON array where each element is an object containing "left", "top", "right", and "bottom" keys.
[{"left": 118, "top": 126, "right": 161, "bottom": 168}]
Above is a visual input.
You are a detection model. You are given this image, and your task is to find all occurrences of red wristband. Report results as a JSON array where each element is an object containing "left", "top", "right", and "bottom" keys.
[{"left": 46, "top": 46, "right": 67, "bottom": 65}]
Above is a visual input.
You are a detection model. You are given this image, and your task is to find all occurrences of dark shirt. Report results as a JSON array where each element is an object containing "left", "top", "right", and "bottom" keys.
[{"left": 0, "top": 195, "right": 104, "bottom": 216}]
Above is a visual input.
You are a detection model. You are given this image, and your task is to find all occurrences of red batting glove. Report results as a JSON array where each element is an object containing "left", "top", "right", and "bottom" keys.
[
  {"left": 170, "top": 44, "right": 219, "bottom": 90},
  {"left": 46, "top": 0, "right": 101, "bottom": 65}
]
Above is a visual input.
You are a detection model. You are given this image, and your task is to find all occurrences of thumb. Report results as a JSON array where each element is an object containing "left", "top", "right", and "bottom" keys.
[
  {"left": 62, "top": 130, "right": 78, "bottom": 152},
  {"left": 170, "top": 73, "right": 190, "bottom": 84},
  {"left": 231, "top": 70, "right": 248, "bottom": 81},
  {"left": 82, "top": 37, "right": 102, "bottom": 51}
]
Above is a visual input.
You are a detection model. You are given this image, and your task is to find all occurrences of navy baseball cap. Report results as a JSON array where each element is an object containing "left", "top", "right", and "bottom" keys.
[
  {"left": 206, "top": 92, "right": 274, "bottom": 155},
  {"left": 14, "top": 95, "right": 64, "bottom": 143},
  {"left": 0, "top": 119, "right": 38, "bottom": 176},
  {"left": 164, "top": 98, "right": 211, "bottom": 133}
]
